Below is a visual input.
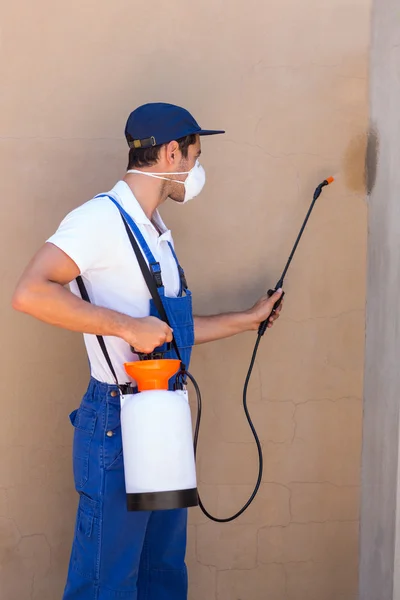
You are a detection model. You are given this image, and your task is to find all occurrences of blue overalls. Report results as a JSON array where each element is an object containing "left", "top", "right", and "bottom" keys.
[{"left": 63, "top": 194, "right": 194, "bottom": 600}]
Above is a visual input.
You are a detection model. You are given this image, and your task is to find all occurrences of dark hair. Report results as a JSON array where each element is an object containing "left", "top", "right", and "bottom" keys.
[{"left": 127, "top": 134, "right": 197, "bottom": 169}]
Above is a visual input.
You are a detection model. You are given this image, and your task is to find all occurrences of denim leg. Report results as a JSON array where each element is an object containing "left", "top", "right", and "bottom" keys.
[
  {"left": 137, "top": 509, "right": 188, "bottom": 600},
  {"left": 63, "top": 379, "right": 152, "bottom": 600}
]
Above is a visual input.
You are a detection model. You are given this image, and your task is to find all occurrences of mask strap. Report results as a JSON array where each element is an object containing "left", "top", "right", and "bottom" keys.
[
  {"left": 128, "top": 170, "right": 190, "bottom": 175},
  {"left": 126, "top": 160, "right": 199, "bottom": 179},
  {"left": 127, "top": 169, "right": 189, "bottom": 176},
  {"left": 126, "top": 171, "right": 188, "bottom": 185}
]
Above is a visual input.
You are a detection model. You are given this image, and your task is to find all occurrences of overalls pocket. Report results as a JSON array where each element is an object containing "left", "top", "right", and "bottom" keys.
[
  {"left": 149, "top": 291, "right": 195, "bottom": 366},
  {"left": 103, "top": 401, "right": 123, "bottom": 470},
  {"left": 72, "top": 493, "right": 100, "bottom": 580},
  {"left": 70, "top": 406, "right": 97, "bottom": 491}
]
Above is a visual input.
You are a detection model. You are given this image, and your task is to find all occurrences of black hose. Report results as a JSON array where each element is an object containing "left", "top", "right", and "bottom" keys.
[
  {"left": 178, "top": 178, "right": 334, "bottom": 522},
  {"left": 181, "top": 333, "right": 264, "bottom": 523}
]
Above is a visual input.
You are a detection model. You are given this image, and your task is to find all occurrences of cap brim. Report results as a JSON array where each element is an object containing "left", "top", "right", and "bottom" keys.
[{"left": 197, "top": 129, "right": 225, "bottom": 137}]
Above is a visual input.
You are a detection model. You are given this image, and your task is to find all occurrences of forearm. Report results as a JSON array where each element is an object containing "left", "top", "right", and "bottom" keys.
[
  {"left": 12, "top": 243, "right": 174, "bottom": 354},
  {"left": 193, "top": 289, "right": 284, "bottom": 345},
  {"left": 194, "top": 311, "right": 255, "bottom": 345},
  {"left": 13, "top": 279, "right": 132, "bottom": 339}
]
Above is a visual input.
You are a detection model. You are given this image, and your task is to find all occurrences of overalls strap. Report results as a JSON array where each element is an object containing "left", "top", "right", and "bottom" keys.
[{"left": 96, "top": 193, "right": 165, "bottom": 290}]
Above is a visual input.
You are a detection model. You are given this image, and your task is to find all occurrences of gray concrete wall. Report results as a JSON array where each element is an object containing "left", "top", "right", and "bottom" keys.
[{"left": 359, "top": 0, "right": 400, "bottom": 598}]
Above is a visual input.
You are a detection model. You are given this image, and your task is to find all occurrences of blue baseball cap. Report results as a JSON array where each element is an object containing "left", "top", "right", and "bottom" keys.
[{"left": 125, "top": 102, "right": 225, "bottom": 149}]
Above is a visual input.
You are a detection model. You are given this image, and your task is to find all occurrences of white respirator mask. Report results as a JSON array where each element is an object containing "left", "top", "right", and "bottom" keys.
[{"left": 127, "top": 160, "right": 206, "bottom": 203}]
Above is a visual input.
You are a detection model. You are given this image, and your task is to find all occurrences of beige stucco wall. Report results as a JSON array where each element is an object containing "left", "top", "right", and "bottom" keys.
[{"left": 0, "top": 1, "right": 370, "bottom": 599}]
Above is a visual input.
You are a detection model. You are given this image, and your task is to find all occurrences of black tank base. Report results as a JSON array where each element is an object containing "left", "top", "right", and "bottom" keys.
[{"left": 127, "top": 488, "right": 199, "bottom": 512}]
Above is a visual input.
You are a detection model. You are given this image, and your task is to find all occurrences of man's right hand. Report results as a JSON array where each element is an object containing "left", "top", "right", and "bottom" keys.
[
  {"left": 124, "top": 316, "right": 173, "bottom": 355},
  {"left": 12, "top": 244, "right": 174, "bottom": 355}
]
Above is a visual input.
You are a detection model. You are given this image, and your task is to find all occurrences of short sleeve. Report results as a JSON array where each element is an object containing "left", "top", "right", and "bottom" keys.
[{"left": 46, "top": 198, "right": 120, "bottom": 275}]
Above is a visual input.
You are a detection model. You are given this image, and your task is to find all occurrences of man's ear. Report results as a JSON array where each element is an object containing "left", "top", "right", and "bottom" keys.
[{"left": 165, "top": 140, "right": 180, "bottom": 165}]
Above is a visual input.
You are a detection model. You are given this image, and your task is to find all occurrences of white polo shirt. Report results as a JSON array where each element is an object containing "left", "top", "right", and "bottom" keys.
[{"left": 47, "top": 181, "right": 181, "bottom": 384}]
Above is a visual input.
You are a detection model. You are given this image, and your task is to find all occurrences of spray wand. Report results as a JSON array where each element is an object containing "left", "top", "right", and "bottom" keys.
[{"left": 177, "top": 176, "right": 335, "bottom": 522}]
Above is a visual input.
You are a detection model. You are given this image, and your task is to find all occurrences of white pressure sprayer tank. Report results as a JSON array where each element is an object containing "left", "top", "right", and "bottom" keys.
[{"left": 121, "top": 358, "right": 198, "bottom": 512}]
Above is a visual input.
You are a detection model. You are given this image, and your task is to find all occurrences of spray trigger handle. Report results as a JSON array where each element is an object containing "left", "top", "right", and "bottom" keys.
[{"left": 258, "top": 288, "right": 285, "bottom": 337}]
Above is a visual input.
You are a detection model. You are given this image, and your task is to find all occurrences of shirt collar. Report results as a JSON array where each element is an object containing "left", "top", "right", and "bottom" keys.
[{"left": 108, "top": 180, "right": 168, "bottom": 233}]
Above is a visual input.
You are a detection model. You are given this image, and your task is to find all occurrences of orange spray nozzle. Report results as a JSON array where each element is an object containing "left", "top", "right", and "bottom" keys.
[
  {"left": 326, "top": 176, "right": 335, "bottom": 185},
  {"left": 124, "top": 359, "right": 181, "bottom": 392}
]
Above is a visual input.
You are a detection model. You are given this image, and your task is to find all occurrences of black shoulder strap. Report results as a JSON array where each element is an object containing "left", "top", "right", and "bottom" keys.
[
  {"left": 75, "top": 276, "right": 119, "bottom": 385},
  {"left": 119, "top": 214, "right": 184, "bottom": 366}
]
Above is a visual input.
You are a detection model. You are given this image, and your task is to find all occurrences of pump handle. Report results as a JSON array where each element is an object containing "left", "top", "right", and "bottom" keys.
[{"left": 130, "top": 342, "right": 172, "bottom": 361}]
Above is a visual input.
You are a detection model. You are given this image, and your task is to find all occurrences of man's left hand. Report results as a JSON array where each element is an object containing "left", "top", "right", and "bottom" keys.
[{"left": 247, "top": 289, "right": 284, "bottom": 331}]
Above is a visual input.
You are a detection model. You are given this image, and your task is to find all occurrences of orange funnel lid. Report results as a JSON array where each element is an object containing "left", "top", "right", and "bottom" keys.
[{"left": 124, "top": 359, "right": 181, "bottom": 391}]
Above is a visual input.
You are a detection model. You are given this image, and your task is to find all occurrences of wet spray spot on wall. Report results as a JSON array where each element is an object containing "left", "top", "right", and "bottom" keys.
[
  {"left": 343, "top": 132, "right": 368, "bottom": 194},
  {"left": 342, "top": 128, "right": 379, "bottom": 196},
  {"left": 365, "top": 126, "right": 379, "bottom": 195}
]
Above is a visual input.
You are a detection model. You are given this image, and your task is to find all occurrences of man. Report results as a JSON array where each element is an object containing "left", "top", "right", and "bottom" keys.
[{"left": 12, "top": 102, "right": 283, "bottom": 599}]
